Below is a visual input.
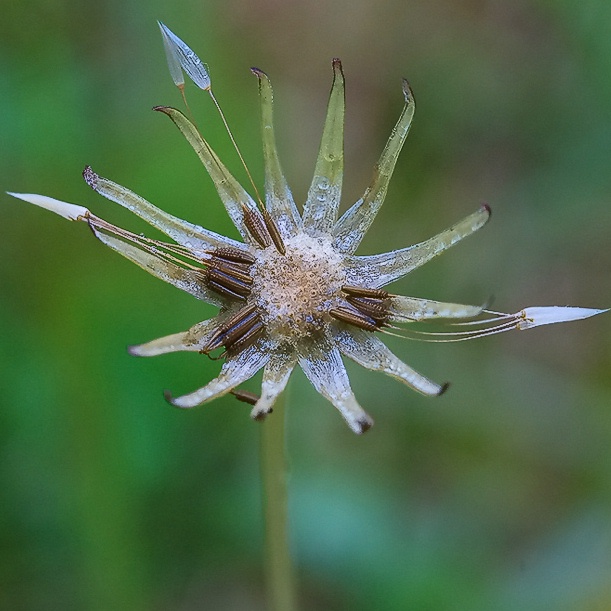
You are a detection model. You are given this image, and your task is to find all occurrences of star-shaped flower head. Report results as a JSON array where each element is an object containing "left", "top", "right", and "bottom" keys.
[{"left": 8, "top": 25, "right": 607, "bottom": 433}]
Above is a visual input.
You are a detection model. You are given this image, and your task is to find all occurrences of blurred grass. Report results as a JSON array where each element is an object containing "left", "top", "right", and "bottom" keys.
[{"left": 1, "top": 1, "right": 610, "bottom": 609}]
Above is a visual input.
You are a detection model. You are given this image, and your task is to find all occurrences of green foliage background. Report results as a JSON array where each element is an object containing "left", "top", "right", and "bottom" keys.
[{"left": 1, "top": 1, "right": 610, "bottom": 609}]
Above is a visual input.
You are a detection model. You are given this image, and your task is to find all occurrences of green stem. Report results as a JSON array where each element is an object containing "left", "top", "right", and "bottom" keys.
[{"left": 260, "top": 392, "right": 297, "bottom": 611}]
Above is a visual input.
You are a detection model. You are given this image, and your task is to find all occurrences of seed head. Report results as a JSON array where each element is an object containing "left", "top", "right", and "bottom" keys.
[{"left": 7, "top": 26, "right": 608, "bottom": 434}]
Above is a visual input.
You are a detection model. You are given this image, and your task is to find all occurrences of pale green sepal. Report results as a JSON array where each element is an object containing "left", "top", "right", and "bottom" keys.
[
  {"left": 252, "top": 68, "right": 302, "bottom": 236},
  {"left": 303, "top": 59, "right": 345, "bottom": 235},
  {"left": 333, "top": 327, "right": 447, "bottom": 396},
  {"left": 345, "top": 205, "right": 491, "bottom": 288},
  {"left": 154, "top": 106, "right": 262, "bottom": 246},
  {"left": 332, "top": 80, "right": 415, "bottom": 254},
  {"left": 389, "top": 297, "right": 484, "bottom": 322},
  {"left": 129, "top": 318, "right": 219, "bottom": 356},
  {"left": 83, "top": 166, "right": 241, "bottom": 251},
  {"left": 167, "top": 344, "right": 270, "bottom": 408},
  {"left": 250, "top": 348, "right": 296, "bottom": 421},
  {"left": 298, "top": 336, "right": 373, "bottom": 434},
  {"left": 89, "top": 223, "right": 222, "bottom": 305}
]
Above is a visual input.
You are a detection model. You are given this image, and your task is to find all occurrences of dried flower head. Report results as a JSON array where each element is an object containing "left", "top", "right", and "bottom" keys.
[{"left": 8, "top": 25, "right": 607, "bottom": 433}]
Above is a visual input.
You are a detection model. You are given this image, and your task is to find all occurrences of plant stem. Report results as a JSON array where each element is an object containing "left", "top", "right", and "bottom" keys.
[{"left": 260, "top": 392, "right": 297, "bottom": 611}]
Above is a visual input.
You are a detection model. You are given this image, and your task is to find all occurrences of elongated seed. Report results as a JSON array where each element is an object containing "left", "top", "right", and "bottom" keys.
[
  {"left": 261, "top": 208, "right": 286, "bottom": 255},
  {"left": 207, "top": 268, "right": 252, "bottom": 296},
  {"left": 242, "top": 204, "right": 272, "bottom": 248},
  {"left": 225, "top": 320, "right": 264, "bottom": 355},
  {"left": 329, "top": 306, "right": 379, "bottom": 331},
  {"left": 206, "top": 279, "right": 247, "bottom": 301},
  {"left": 342, "top": 285, "right": 389, "bottom": 299},
  {"left": 209, "top": 247, "right": 256, "bottom": 265},
  {"left": 208, "top": 260, "right": 253, "bottom": 284},
  {"left": 346, "top": 295, "right": 390, "bottom": 322},
  {"left": 203, "top": 305, "right": 262, "bottom": 353},
  {"left": 230, "top": 389, "right": 261, "bottom": 405}
]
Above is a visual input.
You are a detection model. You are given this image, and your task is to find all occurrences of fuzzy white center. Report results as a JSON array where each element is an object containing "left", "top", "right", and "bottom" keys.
[{"left": 250, "top": 232, "right": 346, "bottom": 340}]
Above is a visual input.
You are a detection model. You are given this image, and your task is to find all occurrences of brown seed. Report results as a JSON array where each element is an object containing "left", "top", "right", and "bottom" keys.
[
  {"left": 242, "top": 204, "right": 272, "bottom": 249},
  {"left": 210, "top": 247, "right": 256, "bottom": 265},
  {"left": 208, "top": 259, "right": 253, "bottom": 284},
  {"left": 329, "top": 306, "right": 379, "bottom": 332},
  {"left": 346, "top": 295, "right": 390, "bottom": 323},
  {"left": 225, "top": 320, "right": 264, "bottom": 356},
  {"left": 207, "top": 268, "right": 252, "bottom": 298},
  {"left": 203, "top": 305, "right": 263, "bottom": 354},
  {"left": 206, "top": 279, "right": 247, "bottom": 301},
  {"left": 230, "top": 389, "right": 260, "bottom": 406},
  {"left": 342, "top": 285, "right": 389, "bottom": 299},
  {"left": 261, "top": 208, "right": 286, "bottom": 255}
]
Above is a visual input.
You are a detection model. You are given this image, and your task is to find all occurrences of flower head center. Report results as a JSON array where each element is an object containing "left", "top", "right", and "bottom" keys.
[{"left": 250, "top": 232, "right": 346, "bottom": 341}]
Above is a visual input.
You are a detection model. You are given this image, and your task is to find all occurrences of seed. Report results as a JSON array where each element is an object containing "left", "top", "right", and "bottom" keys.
[
  {"left": 342, "top": 285, "right": 389, "bottom": 299},
  {"left": 261, "top": 208, "right": 286, "bottom": 255},
  {"left": 210, "top": 247, "right": 256, "bottom": 265},
  {"left": 230, "top": 389, "right": 260, "bottom": 405},
  {"left": 329, "top": 306, "right": 379, "bottom": 332},
  {"left": 242, "top": 204, "right": 272, "bottom": 249},
  {"left": 203, "top": 305, "right": 264, "bottom": 355}
]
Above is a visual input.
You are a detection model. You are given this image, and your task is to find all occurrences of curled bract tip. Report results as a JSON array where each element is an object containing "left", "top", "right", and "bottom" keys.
[
  {"left": 402, "top": 79, "right": 414, "bottom": 104},
  {"left": 356, "top": 417, "right": 374, "bottom": 435},
  {"left": 82, "top": 165, "right": 98, "bottom": 189},
  {"left": 439, "top": 382, "right": 451, "bottom": 396},
  {"left": 250, "top": 67, "right": 267, "bottom": 79}
]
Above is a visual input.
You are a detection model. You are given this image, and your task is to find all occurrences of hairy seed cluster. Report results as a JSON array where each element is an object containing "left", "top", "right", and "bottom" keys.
[{"left": 250, "top": 233, "right": 346, "bottom": 341}]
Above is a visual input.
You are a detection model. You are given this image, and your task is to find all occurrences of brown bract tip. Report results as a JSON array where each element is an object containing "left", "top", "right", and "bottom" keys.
[
  {"left": 401, "top": 79, "right": 414, "bottom": 104},
  {"left": 152, "top": 105, "right": 172, "bottom": 115},
  {"left": 82, "top": 165, "right": 98, "bottom": 189},
  {"left": 163, "top": 389, "right": 176, "bottom": 405},
  {"left": 481, "top": 202, "right": 492, "bottom": 216},
  {"left": 356, "top": 417, "right": 374, "bottom": 434},
  {"left": 250, "top": 67, "right": 266, "bottom": 79},
  {"left": 439, "top": 382, "right": 451, "bottom": 396}
]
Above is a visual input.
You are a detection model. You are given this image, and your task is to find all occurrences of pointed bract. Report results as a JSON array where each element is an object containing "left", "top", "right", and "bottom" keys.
[
  {"left": 345, "top": 205, "right": 491, "bottom": 288},
  {"left": 299, "top": 339, "right": 373, "bottom": 434},
  {"left": 333, "top": 80, "right": 415, "bottom": 254},
  {"left": 303, "top": 59, "right": 345, "bottom": 235},
  {"left": 154, "top": 106, "right": 263, "bottom": 246},
  {"left": 83, "top": 166, "right": 238, "bottom": 251},
  {"left": 252, "top": 68, "right": 302, "bottom": 237},
  {"left": 251, "top": 349, "right": 296, "bottom": 421},
  {"left": 167, "top": 344, "right": 269, "bottom": 409}
]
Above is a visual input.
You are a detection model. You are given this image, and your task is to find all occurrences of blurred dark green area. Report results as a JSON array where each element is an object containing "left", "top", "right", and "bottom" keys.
[{"left": 1, "top": 0, "right": 610, "bottom": 609}]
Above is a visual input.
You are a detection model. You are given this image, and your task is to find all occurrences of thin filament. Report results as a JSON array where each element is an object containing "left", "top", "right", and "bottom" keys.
[
  {"left": 208, "top": 89, "right": 265, "bottom": 209},
  {"left": 90, "top": 217, "right": 205, "bottom": 271},
  {"left": 381, "top": 317, "right": 519, "bottom": 343}
]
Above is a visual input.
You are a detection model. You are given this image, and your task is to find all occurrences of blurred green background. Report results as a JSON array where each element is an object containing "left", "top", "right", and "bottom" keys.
[{"left": 1, "top": 0, "right": 610, "bottom": 609}]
